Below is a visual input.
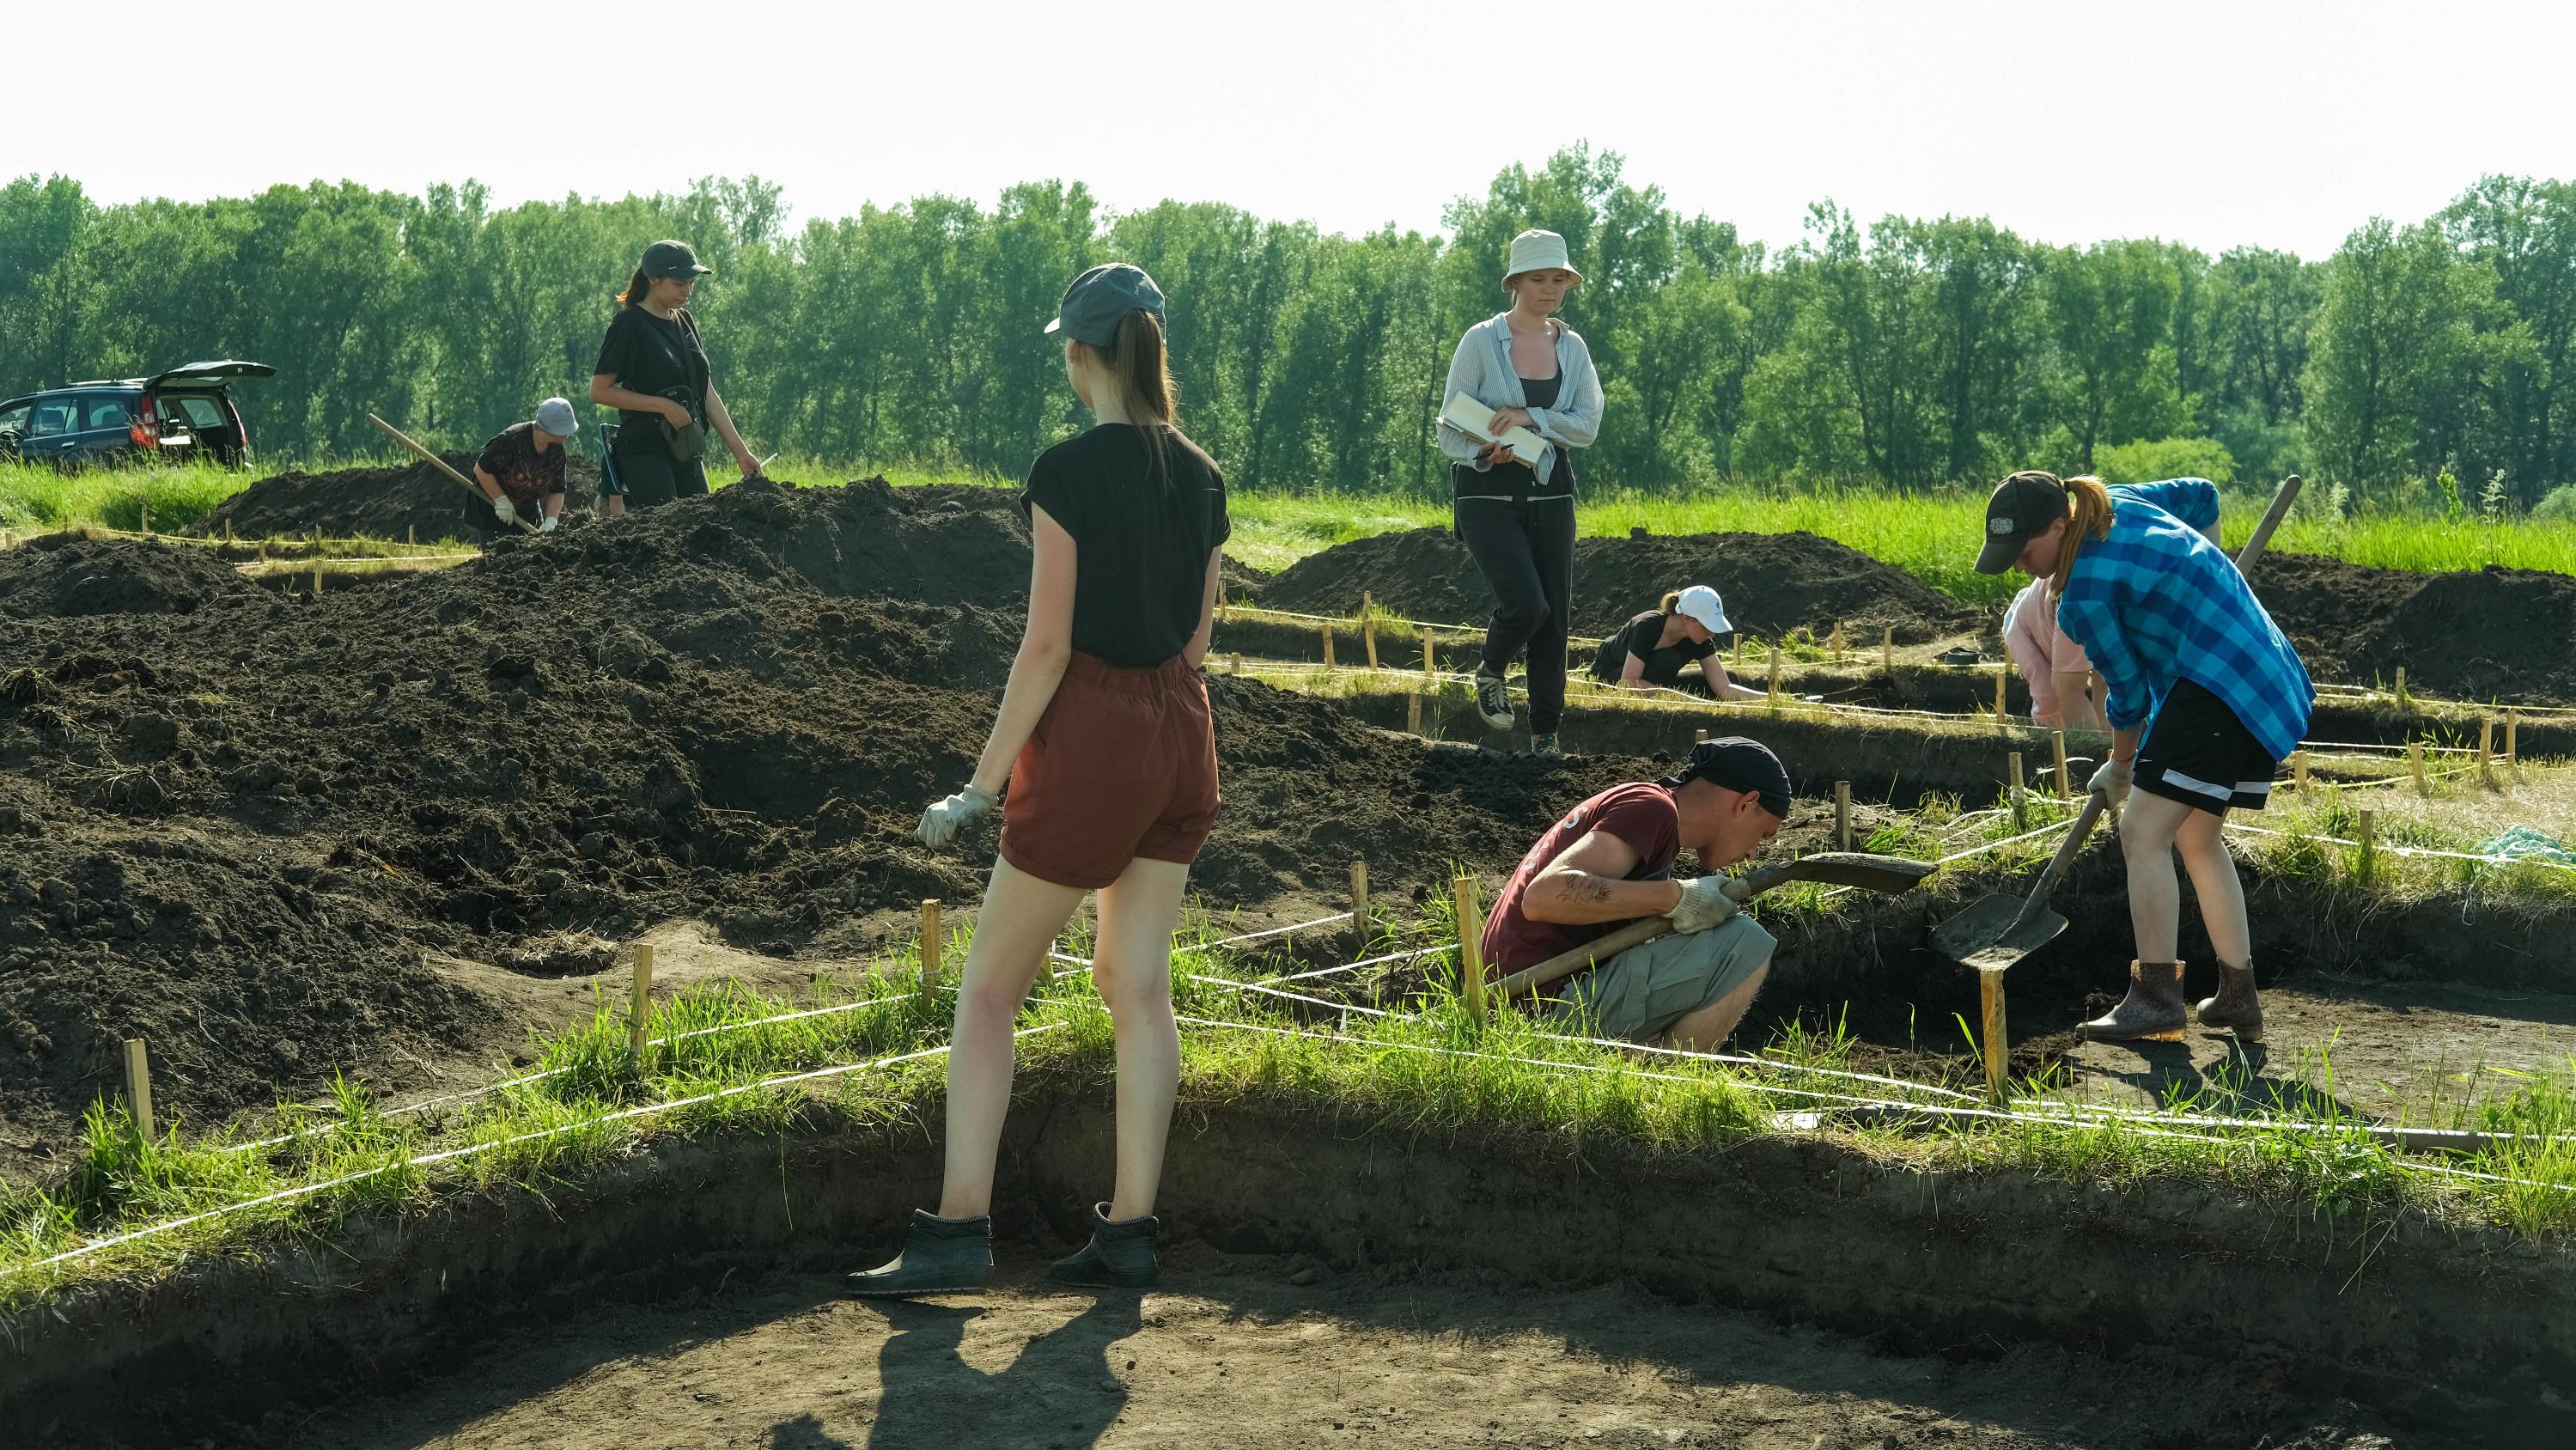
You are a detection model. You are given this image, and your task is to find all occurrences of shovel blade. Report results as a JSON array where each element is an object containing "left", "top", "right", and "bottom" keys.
[{"left": 1933, "top": 893, "right": 2069, "bottom": 971}]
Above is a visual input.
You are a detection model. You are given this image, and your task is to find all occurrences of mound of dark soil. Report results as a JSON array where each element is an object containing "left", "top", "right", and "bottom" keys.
[
  {"left": 2247, "top": 551, "right": 2576, "bottom": 704},
  {"left": 185, "top": 452, "right": 606, "bottom": 545},
  {"left": 1262, "top": 527, "right": 1978, "bottom": 643},
  {"left": 0, "top": 533, "right": 261, "bottom": 618},
  {"left": 0, "top": 480, "right": 1659, "bottom": 1156}
]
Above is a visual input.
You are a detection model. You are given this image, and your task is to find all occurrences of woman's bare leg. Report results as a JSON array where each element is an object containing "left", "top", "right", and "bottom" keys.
[
  {"left": 1088, "top": 857, "right": 1191, "bottom": 1221},
  {"left": 2175, "top": 807, "right": 2251, "bottom": 967},
  {"left": 936, "top": 856, "right": 1086, "bottom": 1220}
]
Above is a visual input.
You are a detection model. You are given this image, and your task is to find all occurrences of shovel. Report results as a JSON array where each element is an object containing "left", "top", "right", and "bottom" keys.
[
  {"left": 367, "top": 413, "right": 537, "bottom": 532},
  {"left": 1932, "top": 789, "right": 2110, "bottom": 971},
  {"left": 1492, "top": 851, "right": 1935, "bottom": 1002}
]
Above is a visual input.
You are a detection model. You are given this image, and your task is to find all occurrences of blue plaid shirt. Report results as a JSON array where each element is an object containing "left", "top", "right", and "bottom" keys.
[{"left": 2054, "top": 478, "right": 2314, "bottom": 760}]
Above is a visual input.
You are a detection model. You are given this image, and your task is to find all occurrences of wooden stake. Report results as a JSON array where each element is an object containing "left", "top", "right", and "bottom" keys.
[
  {"left": 1452, "top": 876, "right": 1488, "bottom": 1018},
  {"left": 2292, "top": 750, "right": 2309, "bottom": 790},
  {"left": 1833, "top": 781, "right": 1852, "bottom": 852},
  {"left": 1977, "top": 969, "right": 2008, "bottom": 1102},
  {"left": 1349, "top": 862, "right": 1370, "bottom": 941},
  {"left": 2355, "top": 808, "right": 2378, "bottom": 880},
  {"left": 222, "top": 519, "right": 234, "bottom": 543},
  {"left": 1320, "top": 624, "right": 1336, "bottom": 669},
  {"left": 408, "top": 523, "right": 416, "bottom": 545},
  {"left": 2409, "top": 740, "right": 2427, "bottom": 794},
  {"left": 1733, "top": 634, "right": 1745, "bottom": 669},
  {"left": 313, "top": 563, "right": 323, "bottom": 596},
  {"left": 1765, "top": 644, "right": 1781, "bottom": 704},
  {"left": 1422, "top": 629, "right": 1438, "bottom": 685},
  {"left": 1881, "top": 626, "right": 1895, "bottom": 680},
  {"left": 123, "top": 1038, "right": 154, "bottom": 1140},
  {"left": 1230, "top": 652, "right": 1243, "bottom": 676},
  {"left": 919, "top": 899, "right": 943, "bottom": 1006},
  {"left": 1406, "top": 691, "right": 1422, "bottom": 735},
  {"left": 2507, "top": 710, "right": 2519, "bottom": 764},
  {"left": 1828, "top": 621, "right": 1845, "bottom": 661},
  {"left": 1362, "top": 616, "right": 1379, "bottom": 670},
  {"left": 2480, "top": 716, "right": 2495, "bottom": 783},
  {"left": 2394, "top": 667, "right": 2408, "bottom": 706},
  {"left": 2007, "top": 752, "right": 2026, "bottom": 830},
  {"left": 1994, "top": 671, "right": 2008, "bottom": 722},
  {"left": 2051, "top": 731, "right": 2069, "bottom": 800},
  {"left": 139, "top": 500, "right": 149, "bottom": 534},
  {"left": 629, "top": 943, "right": 655, "bottom": 1057}
]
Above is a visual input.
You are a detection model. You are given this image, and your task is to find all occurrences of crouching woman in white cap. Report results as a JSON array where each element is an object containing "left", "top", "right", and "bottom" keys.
[
  {"left": 468, "top": 397, "right": 578, "bottom": 535},
  {"left": 1588, "top": 585, "right": 1769, "bottom": 700},
  {"left": 1437, "top": 228, "right": 1604, "bottom": 759}
]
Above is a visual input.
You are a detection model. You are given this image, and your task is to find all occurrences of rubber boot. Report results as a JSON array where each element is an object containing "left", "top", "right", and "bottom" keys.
[
  {"left": 1473, "top": 670, "right": 1516, "bottom": 732},
  {"left": 2194, "top": 960, "right": 2266, "bottom": 1043},
  {"left": 845, "top": 1209, "right": 994, "bottom": 1298},
  {"left": 1047, "top": 1202, "right": 1160, "bottom": 1290},
  {"left": 2079, "top": 960, "right": 2189, "bottom": 1042},
  {"left": 1527, "top": 732, "right": 1563, "bottom": 759}
]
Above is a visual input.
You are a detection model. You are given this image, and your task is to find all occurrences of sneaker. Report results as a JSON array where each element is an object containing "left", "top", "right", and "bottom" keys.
[
  {"left": 1473, "top": 671, "right": 1515, "bottom": 732},
  {"left": 846, "top": 1209, "right": 995, "bottom": 1297},
  {"left": 1527, "top": 732, "right": 1563, "bottom": 759},
  {"left": 1047, "top": 1202, "right": 1160, "bottom": 1290}
]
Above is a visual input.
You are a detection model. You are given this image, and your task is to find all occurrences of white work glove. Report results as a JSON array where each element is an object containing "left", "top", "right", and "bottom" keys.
[
  {"left": 538, "top": 514, "right": 559, "bottom": 533},
  {"left": 491, "top": 495, "right": 519, "bottom": 525},
  {"left": 2088, "top": 755, "right": 2134, "bottom": 808},
  {"left": 916, "top": 783, "right": 1000, "bottom": 850},
  {"left": 1666, "top": 875, "right": 1744, "bottom": 935}
]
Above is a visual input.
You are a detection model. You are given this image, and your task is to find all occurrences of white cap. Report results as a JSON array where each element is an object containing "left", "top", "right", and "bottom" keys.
[
  {"left": 534, "top": 397, "right": 579, "bottom": 438},
  {"left": 1675, "top": 584, "right": 1731, "bottom": 636},
  {"left": 1505, "top": 228, "right": 1582, "bottom": 283}
]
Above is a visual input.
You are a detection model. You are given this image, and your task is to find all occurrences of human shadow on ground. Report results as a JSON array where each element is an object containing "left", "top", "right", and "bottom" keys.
[
  {"left": 860, "top": 1295, "right": 1141, "bottom": 1450},
  {"left": 770, "top": 1411, "right": 857, "bottom": 1448},
  {"left": 2084, "top": 1038, "right": 2371, "bottom": 1121}
]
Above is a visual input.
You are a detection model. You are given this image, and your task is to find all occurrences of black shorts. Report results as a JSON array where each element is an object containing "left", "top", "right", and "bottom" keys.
[
  {"left": 608, "top": 447, "right": 708, "bottom": 509},
  {"left": 2134, "top": 679, "right": 2278, "bottom": 816}
]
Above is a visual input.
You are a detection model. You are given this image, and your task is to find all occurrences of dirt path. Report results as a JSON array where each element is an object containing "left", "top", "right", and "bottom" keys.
[{"left": 265, "top": 1263, "right": 2423, "bottom": 1450}]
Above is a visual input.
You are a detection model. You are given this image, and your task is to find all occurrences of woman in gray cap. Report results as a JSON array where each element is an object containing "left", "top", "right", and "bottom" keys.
[
  {"left": 1438, "top": 228, "right": 1605, "bottom": 758},
  {"left": 466, "top": 397, "right": 577, "bottom": 535},
  {"left": 851, "top": 262, "right": 1228, "bottom": 1302},
  {"left": 588, "top": 240, "right": 764, "bottom": 512}
]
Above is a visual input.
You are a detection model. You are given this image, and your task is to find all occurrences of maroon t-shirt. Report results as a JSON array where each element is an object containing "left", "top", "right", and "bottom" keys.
[{"left": 1481, "top": 783, "right": 1683, "bottom": 979}]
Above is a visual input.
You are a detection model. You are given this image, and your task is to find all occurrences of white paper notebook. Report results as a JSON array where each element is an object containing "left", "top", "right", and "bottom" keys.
[{"left": 1439, "top": 391, "right": 1547, "bottom": 467}]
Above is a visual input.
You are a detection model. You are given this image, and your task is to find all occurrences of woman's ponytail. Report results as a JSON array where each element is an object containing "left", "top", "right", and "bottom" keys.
[
  {"left": 1093, "top": 308, "right": 1191, "bottom": 479},
  {"left": 616, "top": 265, "right": 651, "bottom": 306},
  {"left": 2053, "top": 473, "right": 2115, "bottom": 595},
  {"left": 1659, "top": 590, "right": 1682, "bottom": 616}
]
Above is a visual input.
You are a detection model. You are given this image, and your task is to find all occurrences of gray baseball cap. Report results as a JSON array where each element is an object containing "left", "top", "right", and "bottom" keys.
[
  {"left": 1045, "top": 263, "right": 1166, "bottom": 347},
  {"left": 534, "top": 397, "right": 578, "bottom": 438},
  {"left": 642, "top": 240, "right": 713, "bottom": 279}
]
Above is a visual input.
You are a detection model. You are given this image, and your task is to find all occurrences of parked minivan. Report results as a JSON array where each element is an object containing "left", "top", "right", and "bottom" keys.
[{"left": 0, "top": 360, "right": 276, "bottom": 467}]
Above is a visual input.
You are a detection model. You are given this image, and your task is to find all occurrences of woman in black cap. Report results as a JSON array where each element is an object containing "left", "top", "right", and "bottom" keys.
[
  {"left": 588, "top": 240, "right": 764, "bottom": 512},
  {"left": 1437, "top": 228, "right": 1604, "bottom": 759},
  {"left": 850, "top": 262, "right": 1228, "bottom": 1301}
]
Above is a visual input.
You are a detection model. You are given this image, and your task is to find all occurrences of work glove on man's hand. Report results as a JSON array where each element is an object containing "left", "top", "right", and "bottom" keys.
[
  {"left": 1666, "top": 874, "right": 1744, "bottom": 935},
  {"left": 491, "top": 495, "right": 518, "bottom": 525},
  {"left": 916, "top": 783, "right": 1000, "bottom": 850},
  {"left": 2088, "top": 755, "right": 2134, "bottom": 809},
  {"left": 537, "top": 514, "right": 559, "bottom": 533}
]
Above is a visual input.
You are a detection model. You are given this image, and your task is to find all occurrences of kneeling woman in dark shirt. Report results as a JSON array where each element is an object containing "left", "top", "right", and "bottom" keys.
[
  {"left": 1590, "top": 585, "right": 1766, "bottom": 700},
  {"left": 850, "top": 264, "right": 1227, "bottom": 1300}
]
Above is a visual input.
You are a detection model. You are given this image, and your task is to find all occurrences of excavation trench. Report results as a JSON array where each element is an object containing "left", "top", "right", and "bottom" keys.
[{"left": 5, "top": 1071, "right": 2567, "bottom": 1448}]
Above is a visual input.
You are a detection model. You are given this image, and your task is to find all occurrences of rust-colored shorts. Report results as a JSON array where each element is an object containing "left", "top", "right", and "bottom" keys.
[{"left": 1000, "top": 652, "right": 1222, "bottom": 889}]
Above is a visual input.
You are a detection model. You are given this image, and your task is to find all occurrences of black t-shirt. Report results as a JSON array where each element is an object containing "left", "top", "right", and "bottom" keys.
[
  {"left": 1593, "top": 609, "right": 1718, "bottom": 685},
  {"left": 1019, "top": 425, "right": 1231, "bottom": 667},
  {"left": 594, "top": 305, "right": 710, "bottom": 451},
  {"left": 473, "top": 422, "right": 569, "bottom": 509}
]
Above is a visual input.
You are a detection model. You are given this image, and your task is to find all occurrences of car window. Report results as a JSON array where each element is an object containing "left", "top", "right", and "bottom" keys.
[
  {"left": 27, "top": 399, "right": 78, "bottom": 437},
  {"left": 0, "top": 403, "right": 29, "bottom": 434},
  {"left": 167, "top": 395, "right": 228, "bottom": 430},
  {"left": 83, "top": 395, "right": 132, "bottom": 430}
]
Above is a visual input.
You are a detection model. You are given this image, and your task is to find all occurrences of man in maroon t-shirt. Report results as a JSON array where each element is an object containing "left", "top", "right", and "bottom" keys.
[{"left": 1483, "top": 737, "right": 1792, "bottom": 1047}]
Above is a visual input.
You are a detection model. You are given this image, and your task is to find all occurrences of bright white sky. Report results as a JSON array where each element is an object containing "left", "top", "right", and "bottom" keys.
[{"left": 15, "top": 0, "right": 2570, "bottom": 260}]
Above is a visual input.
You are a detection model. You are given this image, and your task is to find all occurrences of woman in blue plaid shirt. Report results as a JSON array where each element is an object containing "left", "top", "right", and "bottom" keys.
[{"left": 1974, "top": 470, "right": 2314, "bottom": 1045}]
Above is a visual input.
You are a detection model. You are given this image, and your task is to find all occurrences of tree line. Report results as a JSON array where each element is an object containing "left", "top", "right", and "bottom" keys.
[{"left": 3, "top": 149, "right": 2571, "bottom": 508}]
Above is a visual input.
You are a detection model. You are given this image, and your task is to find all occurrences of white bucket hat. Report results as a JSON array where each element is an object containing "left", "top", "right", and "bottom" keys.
[
  {"left": 1675, "top": 585, "right": 1731, "bottom": 636},
  {"left": 534, "top": 397, "right": 579, "bottom": 438},
  {"left": 1504, "top": 228, "right": 1582, "bottom": 283}
]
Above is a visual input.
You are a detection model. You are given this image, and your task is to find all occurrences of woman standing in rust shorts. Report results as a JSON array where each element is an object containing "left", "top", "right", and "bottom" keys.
[{"left": 850, "top": 263, "right": 1227, "bottom": 1299}]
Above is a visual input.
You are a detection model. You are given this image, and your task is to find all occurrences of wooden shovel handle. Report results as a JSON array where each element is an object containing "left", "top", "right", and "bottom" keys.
[
  {"left": 367, "top": 412, "right": 536, "bottom": 531},
  {"left": 2001, "top": 790, "right": 2111, "bottom": 940},
  {"left": 2234, "top": 473, "right": 2300, "bottom": 572},
  {"left": 1491, "top": 917, "right": 1672, "bottom": 1002}
]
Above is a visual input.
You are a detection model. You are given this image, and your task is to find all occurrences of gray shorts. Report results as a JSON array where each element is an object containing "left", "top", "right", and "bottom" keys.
[{"left": 1546, "top": 917, "right": 1775, "bottom": 1043}]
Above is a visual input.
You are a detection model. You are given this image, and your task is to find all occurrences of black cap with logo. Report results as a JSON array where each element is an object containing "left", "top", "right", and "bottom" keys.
[
  {"left": 1658, "top": 737, "right": 1793, "bottom": 819},
  {"left": 642, "top": 240, "right": 715, "bottom": 280},
  {"left": 1975, "top": 472, "right": 2073, "bottom": 575}
]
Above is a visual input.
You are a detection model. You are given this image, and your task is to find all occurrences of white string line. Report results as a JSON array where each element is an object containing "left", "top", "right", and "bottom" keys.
[
  {"left": 8, "top": 1028, "right": 1063, "bottom": 1280},
  {"left": 1255, "top": 942, "right": 1457, "bottom": 985},
  {"left": 1172, "top": 1015, "right": 2573, "bottom": 1192},
  {"left": 1987, "top": 1095, "right": 2576, "bottom": 1151},
  {"left": 2225, "top": 821, "right": 2576, "bottom": 874}
]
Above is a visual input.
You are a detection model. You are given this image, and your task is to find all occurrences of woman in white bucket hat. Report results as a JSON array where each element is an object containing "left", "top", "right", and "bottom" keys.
[
  {"left": 1587, "top": 585, "right": 1768, "bottom": 699},
  {"left": 1437, "top": 228, "right": 1605, "bottom": 759}
]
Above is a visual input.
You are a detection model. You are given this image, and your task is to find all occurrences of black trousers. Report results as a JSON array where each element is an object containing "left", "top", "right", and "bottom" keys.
[
  {"left": 1453, "top": 491, "right": 1575, "bottom": 734},
  {"left": 610, "top": 446, "right": 709, "bottom": 509}
]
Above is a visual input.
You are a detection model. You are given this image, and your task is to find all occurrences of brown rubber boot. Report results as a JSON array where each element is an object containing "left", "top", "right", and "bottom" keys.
[
  {"left": 2080, "top": 960, "right": 2189, "bottom": 1042},
  {"left": 2194, "top": 960, "right": 2265, "bottom": 1042}
]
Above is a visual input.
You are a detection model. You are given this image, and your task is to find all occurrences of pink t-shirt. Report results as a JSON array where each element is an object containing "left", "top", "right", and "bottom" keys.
[
  {"left": 1481, "top": 783, "right": 1682, "bottom": 978},
  {"left": 2002, "top": 577, "right": 2092, "bottom": 717}
]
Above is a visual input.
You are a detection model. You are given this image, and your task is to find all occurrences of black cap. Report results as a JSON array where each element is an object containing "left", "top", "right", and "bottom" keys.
[
  {"left": 1976, "top": 472, "right": 2070, "bottom": 574},
  {"left": 642, "top": 240, "right": 714, "bottom": 279},
  {"left": 1659, "top": 737, "right": 1793, "bottom": 819},
  {"left": 1045, "top": 263, "right": 1166, "bottom": 347}
]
